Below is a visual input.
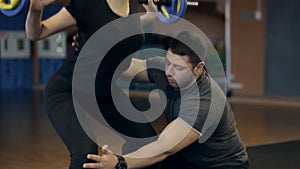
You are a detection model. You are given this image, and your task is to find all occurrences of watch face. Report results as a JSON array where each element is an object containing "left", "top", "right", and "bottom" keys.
[
  {"left": 116, "top": 155, "right": 127, "bottom": 169},
  {"left": 117, "top": 161, "right": 127, "bottom": 169}
]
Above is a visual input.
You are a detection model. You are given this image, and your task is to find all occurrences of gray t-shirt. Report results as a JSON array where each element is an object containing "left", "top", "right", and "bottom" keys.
[{"left": 146, "top": 57, "right": 248, "bottom": 168}]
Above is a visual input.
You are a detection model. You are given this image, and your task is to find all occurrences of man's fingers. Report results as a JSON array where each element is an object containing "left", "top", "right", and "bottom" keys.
[
  {"left": 102, "top": 145, "right": 113, "bottom": 154},
  {"left": 83, "top": 162, "right": 102, "bottom": 169},
  {"left": 73, "top": 35, "right": 77, "bottom": 41},
  {"left": 87, "top": 154, "right": 101, "bottom": 161},
  {"left": 143, "top": 0, "right": 158, "bottom": 12},
  {"left": 71, "top": 34, "right": 79, "bottom": 51},
  {"left": 84, "top": 154, "right": 104, "bottom": 168},
  {"left": 148, "top": 0, "right": 154, "bottom": 5}
]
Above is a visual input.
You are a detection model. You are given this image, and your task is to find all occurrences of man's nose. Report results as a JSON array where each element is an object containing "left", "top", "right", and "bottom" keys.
[{"left": 165, "top": 65, "right": 174, "bottom": 76}]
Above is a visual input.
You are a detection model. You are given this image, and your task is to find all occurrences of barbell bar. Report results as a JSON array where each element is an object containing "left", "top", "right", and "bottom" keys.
[{"left": 138, "top": 0, "right": 198, "bottom": 23}]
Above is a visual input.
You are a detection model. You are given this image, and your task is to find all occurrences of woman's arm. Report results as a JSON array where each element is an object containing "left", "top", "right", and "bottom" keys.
[{"left": 25, "top": 0, "right": 76, "bottom": 41}]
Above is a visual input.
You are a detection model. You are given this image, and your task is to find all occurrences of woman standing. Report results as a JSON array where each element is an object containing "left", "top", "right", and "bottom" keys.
[{"left": 25, "top": 0, "right": 157, "bottom": 168}]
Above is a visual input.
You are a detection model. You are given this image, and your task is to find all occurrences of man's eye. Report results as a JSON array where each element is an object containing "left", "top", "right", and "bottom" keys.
[{"left": 175, "top": 66, "right": 184, "bottom": 70}]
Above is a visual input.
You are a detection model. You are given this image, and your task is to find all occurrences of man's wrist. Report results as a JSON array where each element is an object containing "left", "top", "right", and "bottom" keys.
[{"left": 115, "top": 155, "right": 127, "bottom": 169}]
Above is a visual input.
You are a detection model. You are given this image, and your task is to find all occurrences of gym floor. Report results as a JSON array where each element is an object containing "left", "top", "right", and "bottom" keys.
[{"left": 1, "top": 90, "right": 300, "bottom": 169}]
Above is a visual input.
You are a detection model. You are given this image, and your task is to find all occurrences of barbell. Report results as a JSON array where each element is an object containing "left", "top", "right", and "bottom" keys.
[
  {"left": 0, "top": 0, "right": 26, "bottom": 17},
  {"left": 138, "top": 0, "right": 198, "bottom": 23},
  {"left": 0, "top": 0, "right": 196, "bottom": 21}
]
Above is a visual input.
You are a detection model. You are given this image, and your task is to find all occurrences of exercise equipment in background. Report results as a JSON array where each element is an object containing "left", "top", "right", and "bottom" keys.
[{"left": 0, "top": 0, "right": 26, "bottom": 17}]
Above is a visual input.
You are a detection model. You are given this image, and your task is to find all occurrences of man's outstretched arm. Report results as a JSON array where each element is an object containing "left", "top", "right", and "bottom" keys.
[{"left": 83, "top": 118, "right": 200, "bottom": 169}]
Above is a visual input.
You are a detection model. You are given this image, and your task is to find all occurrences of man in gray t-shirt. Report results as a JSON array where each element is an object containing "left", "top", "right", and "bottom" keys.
[{"left": 83, "top": 31, "right": 249, "bottom": 169}]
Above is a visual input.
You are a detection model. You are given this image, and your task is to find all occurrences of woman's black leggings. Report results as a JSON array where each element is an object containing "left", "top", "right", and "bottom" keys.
[
  {"left": 44, "top": 61, "right": 159, "bottom": 169},
  {"left": 44, "top": 61, "right": 98, "bottom": 169}
]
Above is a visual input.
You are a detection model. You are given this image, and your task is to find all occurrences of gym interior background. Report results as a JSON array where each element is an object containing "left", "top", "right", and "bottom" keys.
[{"left": 1, "top": 0, "right": 300, "bottom": 169}]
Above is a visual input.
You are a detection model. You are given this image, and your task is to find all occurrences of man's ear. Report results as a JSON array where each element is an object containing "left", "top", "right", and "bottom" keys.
[{"left": 194, "top": 61, "right": 205, "bottom": 75}]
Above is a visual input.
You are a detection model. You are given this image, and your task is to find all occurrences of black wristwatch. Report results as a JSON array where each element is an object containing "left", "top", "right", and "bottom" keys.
[{"left": 115, "top": 155, "right": 127, "bottom": 169}]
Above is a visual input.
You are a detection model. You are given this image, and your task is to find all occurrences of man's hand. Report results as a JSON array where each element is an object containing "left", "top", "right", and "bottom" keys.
[
  {"left": 71, "top": 33, "right": 79, "bottom": 52},
  {"left": 140, "top": 0, "right": 159, "bottom": 25},
  {"left": 142, "top": 0, "right": 159, "bottom": 13},
  {"left": 83, "top": 145, "right": 118, "bottom": 169}
]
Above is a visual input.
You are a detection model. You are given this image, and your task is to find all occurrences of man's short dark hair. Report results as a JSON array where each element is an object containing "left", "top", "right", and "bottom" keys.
[{"left": 168, "top": 31, "right": 206, "bottom": 67}]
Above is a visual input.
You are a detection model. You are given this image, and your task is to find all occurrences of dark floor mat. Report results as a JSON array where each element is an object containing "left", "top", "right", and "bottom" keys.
[{"left": 247, "top": 140, "right": 300, "bottom": 169}]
